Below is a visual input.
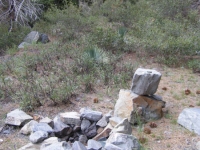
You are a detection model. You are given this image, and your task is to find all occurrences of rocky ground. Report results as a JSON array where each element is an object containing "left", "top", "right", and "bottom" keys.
[{"left": 0, "top": 53, "right": 200, "bottom": 150}]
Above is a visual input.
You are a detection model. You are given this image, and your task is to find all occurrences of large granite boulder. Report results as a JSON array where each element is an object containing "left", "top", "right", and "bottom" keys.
[
  {"left": 5, "top": 109, "right": 33, "bottom": 126},
  {"left": 106, "top": 132, "right": 140, "bottom": 150},
  {"left": 131, "top": 68, "right": 161, "bottom": 95},
  {"left": 114, "top": 89, "right": 165, "bottom": 124},
  {"left": 177, "top": 108, "right": 200, "bottom": 135}
]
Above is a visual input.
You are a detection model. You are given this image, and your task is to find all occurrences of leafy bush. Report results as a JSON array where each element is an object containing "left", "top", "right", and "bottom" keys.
[{"left": 0, "top": 24, "right": 30, "bottom": 55}]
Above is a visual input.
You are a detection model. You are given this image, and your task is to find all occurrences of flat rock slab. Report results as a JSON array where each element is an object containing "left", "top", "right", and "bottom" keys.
[
  {"left": 177, "top": 108, "right": 200, "bottom": 135},
  {"left": 131, "top": 68, "right": 161, "bottom": 95},
  {"left": 59, "top": 112, "right": 81, "bottom": 126},
  {"left": 5, "top": 109, "right": 33, "bottom": 126},
  {"left": 80, "top": 108, "right": 102, "bottom": 122},
  {"left": 18, "top": 142, "right": 41, "bottom": 150}
]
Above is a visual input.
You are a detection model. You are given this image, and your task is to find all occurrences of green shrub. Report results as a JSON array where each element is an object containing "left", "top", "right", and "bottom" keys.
[{"left": 0, "top": 24, "right": 30, "bottom": 55}]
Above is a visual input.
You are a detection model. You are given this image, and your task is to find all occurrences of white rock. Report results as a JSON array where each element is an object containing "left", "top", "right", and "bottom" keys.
[
  {"left": 20, "top": 120, "right": 38, "bottom": 135},
  {"left": 59, "top": 112, "right": 81, "bottom": 126},
  {"left": 23, "top": 31, "right": 40, "bottom": 43},
  {"left": 131, "top": 68, "right": 161, "bottom": 95},
  {"left": 178, "top": 108, "right": 200, "bottom": 135},
  {"left": 196, "top": 141, "right": 200, "bottom": 150},
  {"left": 17, "top": 143, "right": 40, "bottom": 150},
  {"left": 5, "top": 109, "right": 33, "bottom": 126},
  {"left": 40, "top": 117, "right": 54, "bottom": 128}
]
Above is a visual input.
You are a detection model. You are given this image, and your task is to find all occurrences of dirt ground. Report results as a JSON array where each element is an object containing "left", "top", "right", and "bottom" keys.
[{"left": 0, "top": 53, "right": 200, "bottom": 150}]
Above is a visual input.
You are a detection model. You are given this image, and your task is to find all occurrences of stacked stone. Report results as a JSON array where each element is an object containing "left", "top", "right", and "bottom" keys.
[{"left": 114, "top": 68, "right": 166, "bottom": 124}]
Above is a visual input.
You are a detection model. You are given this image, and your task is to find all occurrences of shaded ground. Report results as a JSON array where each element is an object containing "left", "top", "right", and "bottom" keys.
[{"left": 0, "top": 53, "right": 200, "bottom": 150}]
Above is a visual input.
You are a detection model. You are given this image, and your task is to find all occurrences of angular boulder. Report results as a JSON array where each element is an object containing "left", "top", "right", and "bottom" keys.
[
  {"left": 29, "top": 131, "right": 48, "bottom": 144},
  {"left": 5, "top": 109, "right": 33, "bottom": 126},
  {"left": 111, "top": 118, "right": 132, "bottom": 135},
  {"left": 80, "top": 108, "right": 102, "bottom": 122},
  {"left": 106, "top": 132, "right": 140, "bottom": 150},
  {"left": 96, "top": 116, "right": 108, "bottom": 128},
  {"left": 38, "top": 33, "right": 50, "bottom": 44},
  {"left": 40, "top": 117, "right": 54, "bottom": 128},
  {"left": 20, "top": 120, "right": 38, "bottom": 135},
  {"left": 23, "top": 31, "right": 40, "bottom": 44},
  {"left": 114, "top": 89, "right": 165, "bottom": 124},
  {"left": 87, "top": 139, "right": 102, "bottom": 150},
  {"left": 131, "top": 68, "right": 161, "bottom": 95},
  {"left": 177, "top": 108, "right": 200, "bottom": 135},
  {"left": 53, "top": 116, "right": 71, "bottom": 138},
  {"left": 72, "top": 141, "right": 87, "bottom": 150},
  {"left": 32, "top": 123, "right": 53, "bottom": 134},
  {"left": 59, "top": 112, "right": 81, "bottom": 126}
]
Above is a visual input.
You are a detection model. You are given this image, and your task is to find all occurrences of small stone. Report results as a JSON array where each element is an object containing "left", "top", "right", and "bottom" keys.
[
  {"left": 196, "top": 90, "right": 200, "bottom": 94},
  {"left": 73, "top": 126, "right": 81, "bottom": 132},
  {"left": 29, "top": 131, "right": 48, "bottom": 144},
  {"left": 87, "top": 139, "right": 102, "bottom": 150},
  {"left": 86, "top": 122, "right": 97, "bottom": 138},
  {"left": 109, "top": 117, "right": 122, "bottom": 127},
  {"left": 80, "top": 108, "right": 102, "bottom": 122},
  {"left": 105, "top": 111, "right": 113, "bottom": 122},
  {"left": 5, "top": 109, "right": 33, "bottom": 126},
  {"left": 40, "top": 117, "right": 54, "bottom": 128},
  {"left": 32, "top": 123, "right": 53, "bottom": 134},
  {"left": 72, "top": 141, "right": 87, "bottom": 150},
  {"left": 38, "top": 33, "right": 50, "bottom": 44},
  {"left": 112, "top": 118, "right": 132, "bottom": 135},
  {"left": 53, "top": 116, "right": 71, "bottom": 138},
  {"left": 81, "top": 119, "right": 91, "bottom": 133},
  {"left": 79, "top": 135, "right": 88, "bottom": 145},
  {"left": 0, "top": 139, "right": 3, "bottom": 144},
  {"left": 131, "top": 68, "right": 161, "bottom": 95},
  {"left": 59, "top": 112, "right": 81, "bottom": 126},
  {"left": 97, "top": 127, "right": 104, "bottom": 134},
  {"left": 96, "top": 116, "right": 108, "bottom": 127},
  {"left": 20, "top": 120, "right": 38, "bottom": 135}
]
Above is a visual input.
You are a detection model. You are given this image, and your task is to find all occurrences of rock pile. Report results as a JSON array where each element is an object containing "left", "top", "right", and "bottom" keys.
[
  {"left": 3, "top": 108, "right": 140, "bottom": 150},
  {"left": 1, "top": 68, "right": 167, "bottom": 149},
  {"left": 114, "top": 68, "right": 166, "bottom": 124}
]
